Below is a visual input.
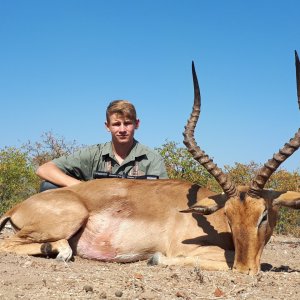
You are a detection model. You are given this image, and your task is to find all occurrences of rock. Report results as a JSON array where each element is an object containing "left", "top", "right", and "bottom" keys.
[
  {"left": 99, "top": 291, "right": 107, "bottom": 298},
  {"left": 83, "top": 285, "right": 93, "bottom": 293},
  {"left": 115, "top": 290, "right": 123, "bottom": 297}
]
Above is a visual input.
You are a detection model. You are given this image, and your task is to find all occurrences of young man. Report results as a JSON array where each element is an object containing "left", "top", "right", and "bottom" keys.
[{"left": 36, "top": 100, "right": 168, "bottom": 191}]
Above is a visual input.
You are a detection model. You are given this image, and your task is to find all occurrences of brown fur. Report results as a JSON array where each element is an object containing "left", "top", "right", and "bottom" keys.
[{"left": 0, "top": 179, "right": 299, "bottom": 274}]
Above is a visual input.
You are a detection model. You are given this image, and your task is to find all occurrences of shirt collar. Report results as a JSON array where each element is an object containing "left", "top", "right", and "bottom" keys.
[{"left": 102, "top": 139, "right": 147, "bottom": 161}]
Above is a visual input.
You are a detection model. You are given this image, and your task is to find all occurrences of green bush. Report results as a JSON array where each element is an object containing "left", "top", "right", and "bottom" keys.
[
  {"left": 224, "top": 161, "right": 260, "bottom": 186},
  {"left": 0, "top": 132, "right": 81, "bottom": 215},
  {"left": 266, "top": 170, "right": 300, "bottom": 237},
  {"left": 156, "top": 141, "right": 221, "bottom": 192},
  {"left": 276, "top": 207, "right": 300, "bottom": 236},
  {"left": 0, "top": 147, "right": 40, "bottom": 214}
]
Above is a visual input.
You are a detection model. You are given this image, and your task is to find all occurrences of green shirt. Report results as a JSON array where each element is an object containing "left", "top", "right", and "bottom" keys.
[{"left": 52, "top": 140, "right": 168, "bottom": 180}]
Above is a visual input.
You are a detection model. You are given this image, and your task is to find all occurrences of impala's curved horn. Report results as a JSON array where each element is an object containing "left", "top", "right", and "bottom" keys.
[
  {"left": 296, "top": 50, "right": 300, "bottom": 109},
  {"left": 248, "top": 51, "right": 300, "bottom": 198},
  {"left": 183, "top": 62, "right": 238, "bottom": 198}
]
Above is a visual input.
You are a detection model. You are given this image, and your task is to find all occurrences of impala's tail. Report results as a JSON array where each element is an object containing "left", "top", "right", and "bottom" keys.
[
  {"left": 0, "top": 214, "right": 11, "bottom": 232},
  {"left": 0, "top": 207, "right": 16, "bottom": 232}
]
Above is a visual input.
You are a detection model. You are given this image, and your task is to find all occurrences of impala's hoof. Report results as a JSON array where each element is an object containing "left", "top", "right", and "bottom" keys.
[
  {"left": 147, "top": 252, "right": 162, "bottom": 266},
  {"left": 56, "top": 247, "right": 73, "bottom": 262}
]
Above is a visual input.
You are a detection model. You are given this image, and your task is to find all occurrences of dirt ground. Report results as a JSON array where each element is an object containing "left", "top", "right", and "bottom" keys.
[{"left": 0, "top": 228, "right": 299, "bottom": 300}]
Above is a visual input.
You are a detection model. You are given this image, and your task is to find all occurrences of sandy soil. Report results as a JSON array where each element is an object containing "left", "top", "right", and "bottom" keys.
[{"left": 0, "top": 228, "right": 299, "bottom": 300}]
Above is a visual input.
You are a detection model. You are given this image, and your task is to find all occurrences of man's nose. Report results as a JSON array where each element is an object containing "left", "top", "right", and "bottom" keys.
[{"left": 119, "top": 124, "right": 126, "bottom": 131}]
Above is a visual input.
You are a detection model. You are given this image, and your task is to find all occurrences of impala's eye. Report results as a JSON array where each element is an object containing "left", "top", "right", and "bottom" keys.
[{"left": 258, "top": 210, "right": 268, "bottom": 227}]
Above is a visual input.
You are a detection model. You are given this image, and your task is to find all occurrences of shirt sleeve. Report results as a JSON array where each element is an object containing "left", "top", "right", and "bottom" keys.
[{"left": 52, "top": 146, "right": 98, "bottom": 181}]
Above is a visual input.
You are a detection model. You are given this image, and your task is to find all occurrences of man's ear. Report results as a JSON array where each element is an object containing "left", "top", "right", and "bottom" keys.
[
  {"left": 135, "top": 119, "right": 140, "bottom": 129},
  {"left": 105, "top": 122, "right": 110, "bottom": 132}
]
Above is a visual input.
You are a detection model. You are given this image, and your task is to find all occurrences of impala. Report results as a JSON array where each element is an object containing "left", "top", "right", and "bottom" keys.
[{"left": 1, "top": 52, "right": 300, "bottom": 275}]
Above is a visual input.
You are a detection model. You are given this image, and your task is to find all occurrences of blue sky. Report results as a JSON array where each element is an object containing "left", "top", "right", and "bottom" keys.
[{"left": 1, "top": 0, "right": 300, "bottom": 171}]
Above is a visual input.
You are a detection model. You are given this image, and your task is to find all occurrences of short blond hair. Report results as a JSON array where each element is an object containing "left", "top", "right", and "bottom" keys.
[{"left": 106, "top": 100, "right": 137, "bottom": 123}]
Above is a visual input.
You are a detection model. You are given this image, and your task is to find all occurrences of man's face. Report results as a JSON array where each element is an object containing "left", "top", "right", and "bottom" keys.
[{"left": 105, "top": 113, "right": 139, "bottom": 145}]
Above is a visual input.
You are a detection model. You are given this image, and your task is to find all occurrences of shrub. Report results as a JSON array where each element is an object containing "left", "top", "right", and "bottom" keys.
[
  {"left": 0, "top": 147, "right": 39, "bottom": 214},
  {"left": 156, "top": 141, "right": 221, "bottom": 192},
  {"left": 266, "top": 170, "right": 300, "bottom": 237},
  {"left": 0, "top": 132, "right": 81, "bottom": 215}
]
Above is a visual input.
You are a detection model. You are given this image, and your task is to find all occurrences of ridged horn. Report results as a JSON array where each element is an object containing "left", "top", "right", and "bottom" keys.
[
  {"left": 183, "top": 62, "right": 238, "bottom": 198},
  {"left": 248, "top": 51, "right": 300, "bottom": 198},
  {"left": 296, "top": 51, "right": 300, "bottom": 109}
]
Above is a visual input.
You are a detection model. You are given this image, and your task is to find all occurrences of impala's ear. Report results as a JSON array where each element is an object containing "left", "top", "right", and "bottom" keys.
[
  {"left": 180, "top": 204, "right": 220, "bottom": 215},
  {"left": 180, "top": 194, "right": 226, "bottom": 215},
  {"left": 273, "top": 191, "right": 300, "bottom": 209}
]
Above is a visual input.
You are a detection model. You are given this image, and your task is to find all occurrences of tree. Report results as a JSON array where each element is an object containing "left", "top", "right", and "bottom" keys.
[{"left": 22, "top": 131, "right": 81, "bottom": 167}]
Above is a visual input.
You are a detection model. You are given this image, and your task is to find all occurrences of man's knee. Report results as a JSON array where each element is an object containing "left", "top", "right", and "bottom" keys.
[{"left": 39, "top": 181, "right": 61, "bottom": 192}]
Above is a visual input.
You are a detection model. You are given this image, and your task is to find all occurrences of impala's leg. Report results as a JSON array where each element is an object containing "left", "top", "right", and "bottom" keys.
[
  {"left": 0, "top": 236, "right": 73, "bottom": 261},
  {"left": 148, "top": 247, "right": 234, "bottom": 271},
  {"left": 0, "top": 220, "right": 84, "bottom": 261},
  {"left": 0, "top": 191, "right": 90, "bottom": 260},
  {"left": 42, "top": 239, "right": 73, "bottom": 261}
]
